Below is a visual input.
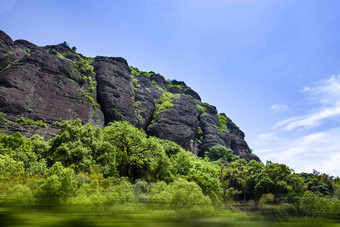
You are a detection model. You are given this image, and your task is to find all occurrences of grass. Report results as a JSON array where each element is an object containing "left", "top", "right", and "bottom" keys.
[{"left": 1, "top": 207, "right": 338, "bottom": 227}]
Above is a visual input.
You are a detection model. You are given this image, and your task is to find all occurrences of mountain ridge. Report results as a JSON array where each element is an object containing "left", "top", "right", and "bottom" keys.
[{"left": 0, "top": 30, "right": 259, "bottom": 162}]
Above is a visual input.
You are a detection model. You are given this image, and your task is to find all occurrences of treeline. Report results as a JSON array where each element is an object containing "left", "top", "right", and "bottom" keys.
[{"left": 0, "top": 120, "right": 339, "bottom": 219}]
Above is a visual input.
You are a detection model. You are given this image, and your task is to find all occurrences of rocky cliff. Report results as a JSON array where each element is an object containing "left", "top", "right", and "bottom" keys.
[{"left": 0, "top": 31, "right": 258, "bottom": 161}]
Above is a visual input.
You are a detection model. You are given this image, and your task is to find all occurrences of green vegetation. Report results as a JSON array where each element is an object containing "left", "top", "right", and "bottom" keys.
[
  {"left": 0, "top": 112, "right": 7, "bottom": 122},
  {"left": 203, "top": 102, "right": 212, "bottom": 108},
  {"left": 50, "top": 51, "right": 98, "bottom": 109},
  {"left": 130, "top": 66, "right": 160, "bottom": 78},
  {"left": 217, "top": 113, "right": 230, "bottom": 133},
  {"left": 167, "top": 79, "right": 187, "bottom": 88},
  {"left": 75, "top": 60, "right": 95, "bottom": 76},
  {"left": 48, "top": 48, "right": 65, "bottom": 59},
  {"left": 59, "top": 41, "right": 70, "bottom": 47},
  {"left": 151, "top": 92, "right": 181, "bottom": 120},
  {"left": 15, "top": 117, "right": 46, "bottom": 128},
  {"left": 206, "top": 145, "right": 239, "bottom": 163},
  {"left": 0, "top": 113, "right": 46, "bottom": 128},
  {"left": 0, "top": 119, "right": 339, "bottom": 225},
  {"left": 152, "top": 80, "right": 164, "bottom": 91},
  {"left": 132, "top": 78, "right": 139, "bottom": 87},
  {"left": 195, "top": 125, "right": 203, "bottom": 145},
  {"left": 196, "top": 104, "right": 206, "bottom": 114}
]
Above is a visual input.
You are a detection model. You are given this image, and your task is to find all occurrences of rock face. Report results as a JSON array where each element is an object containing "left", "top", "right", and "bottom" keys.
[
  {"left": 0, "top": 31, "right": 104, "bottom": 139},
  {"left": 147, "top": 95, "right": 199, "bottom": 151},
  {"left": 0, "top": 30, "right": 257, "bottom": 161}
]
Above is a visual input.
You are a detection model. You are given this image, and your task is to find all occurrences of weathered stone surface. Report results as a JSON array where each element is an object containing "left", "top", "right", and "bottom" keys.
[
  {"left": 199, "top": 110, "right": 231, "bottom": 156},
  {"left": 147, "top": 95, "right": 198, "bottom": 151},
  {"left": 168, "top": 87, "right": 182, "bottom": 94},
  {"left": 92, "top": 56, "right": 138, "bottom": 126},
  {"left": 239, "top": 152, "right": 261, "bottom": 162},
  {"left": 183, "top": 88, "right": 201, "bottom": 101},
  {"left": 44, "top": 44, "right": 73, "bottom": 55},
  {"left": 227, "top": 118, "right": 250, "bottom": 155},
  {"left": 0, "top": 31, "right": 104, "bottom": 138},
  {"left": 133, "top": 74, "right": 157, "bottom": 129},
  {"left": 150, "top": 74, "right": 167, "bottom": 90},
  {"left": 0, "top": 31, "right": 14, "bottom": 52}
]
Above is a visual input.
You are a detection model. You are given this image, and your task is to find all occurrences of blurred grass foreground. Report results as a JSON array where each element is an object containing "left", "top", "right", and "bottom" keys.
[{"left": 1, "top": 206, "right": 339, "bottom": 227}]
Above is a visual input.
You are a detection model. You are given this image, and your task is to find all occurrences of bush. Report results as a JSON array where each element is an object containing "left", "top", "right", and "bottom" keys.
[
  {"left": 35, "top": 162, "right": 77, "bottom": 207},
  {"left": 207, "top": 145, "right": 239, "bottom": 162},
  {"left": 15, "top": 117, "right": 46, "bottom": 127},
  {"left": 149, "top": 178, "right": 211, "bottom": 210},
  {"left": 259, "top": 203, "right": 297, "bottom": 219},
  {"left": 258, "top": 193, "right": 275, "bottom": 206},
  {"left": 196, "top": 104, "right": 206, "bottom": 114},
  {"left": 151, "top": 92, "right": 180, "bottom": 120},
  {"left": 0, "top": 112, "right": 7, "bottom": 122},
  {"left": 217, "top": 113, "right": 230, "bottom": 133},
  {"left": 0, "top": 154, "right": 25, "bottom": 180}
]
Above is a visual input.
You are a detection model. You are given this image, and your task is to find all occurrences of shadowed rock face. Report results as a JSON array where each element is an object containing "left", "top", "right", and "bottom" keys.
[
  {"left": 92, "top": 56, "right": 137, "bottom": 126},
  {"left": 147, "top": 95, "right": 199, "bottom": 151},
  {"left": 0, "top": 31, "right": 104, "bottom": 139},
  {"left": 0, "top": 30, "right": 257, "bottom": 160}
]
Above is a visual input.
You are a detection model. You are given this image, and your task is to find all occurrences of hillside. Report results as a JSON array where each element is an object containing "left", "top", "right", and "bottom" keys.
[{"left": 0, "top": 30, "right": 258, "bottom": 161}]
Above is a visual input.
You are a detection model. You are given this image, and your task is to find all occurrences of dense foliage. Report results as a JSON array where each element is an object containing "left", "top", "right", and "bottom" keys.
[{"left": 0, "top": 120, "right": 339, "bottom": 220}]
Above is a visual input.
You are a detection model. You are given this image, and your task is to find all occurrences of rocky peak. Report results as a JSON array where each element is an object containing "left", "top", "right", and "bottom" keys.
[{"left": 0, "top": 30, "right": 258, "bottom": 161}]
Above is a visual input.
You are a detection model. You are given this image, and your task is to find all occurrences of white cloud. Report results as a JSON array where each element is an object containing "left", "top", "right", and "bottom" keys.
[
  {"left": 274, "top": 105, "right": 340, "bottom": 130},
  {"left": 270, "top": 104, "right": 287, "bottom": 112},
  {"left": 254, "top": 128, "right": 340, "bottom": 176},
  {"left": 252, "top": 75, "right": 340, "bottom": 177},
  {"left": 303, "top": 75, "right": 340, "bottom": 105},
  {"left": 274, "top": 75, "right": 340, "bottom": 131}
]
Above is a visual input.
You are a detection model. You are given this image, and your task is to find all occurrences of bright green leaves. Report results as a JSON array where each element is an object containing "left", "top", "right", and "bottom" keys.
[
  {"left": 0, "top": 132, "right": 48, "bottom": 174},
  {"left": 49, "top": 119, "right": 116, "bottom": 175},
  {"left": 152, "top": 92, "right": 181, "bottom": 120},
  {"left": 217, "top": 113, "right": 230, "bottom": 133},
  {"left": 196, "top": 104, "right": 206, "bottom": 114},
  {"left": 103, "top": 121, "right": 172, "bottom": 182},
  {"left": 0, "top": 154, "right": 25, "bottom": 180},
  {"left": 130, "top": 66, "right": 156, "bottom": 77},
  {"left": 15, "top": 117, "right": 47, "bottom": 128},
  {"left": 149, "top": 178, "right": 211, "bottom": 210},
  {"left": 35, "top": 162, "right": 77, "bottom": 206},
  {"left": 171, "top": 151, "right": 222, "bottom": 202},
  {"left": 207, "top": 145, "right": 239, "bottom": 162}
]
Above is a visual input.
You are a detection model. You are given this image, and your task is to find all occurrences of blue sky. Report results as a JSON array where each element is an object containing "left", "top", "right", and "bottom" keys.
[{"left": 1, "top": 0, "right": 340, "bottom": 176}]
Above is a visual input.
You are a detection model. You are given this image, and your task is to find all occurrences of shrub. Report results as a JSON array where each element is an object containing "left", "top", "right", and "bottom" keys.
[
  {"left": 0, "top": 112, "right": 7, "bottom": 122},
  {"left": 196, "top": 104, "right": 206, "bottom": 114},
  {"left": 258, "top": 193, "right": 275, "bottom": 206},
  {"left": 217, "top": 113, "right": 230, "bottom": 133},
  {"left": 207, "top": 145, "right": 239, "bottom": 162},
  {"left": 152, "top": 92, "right": 180, "bottom": 120},
  {"left": 15, "top": 117, "right": 46, "bottom": 127},
  {"left": 149, "top": 178, "right": 211, "bottom": 210}
]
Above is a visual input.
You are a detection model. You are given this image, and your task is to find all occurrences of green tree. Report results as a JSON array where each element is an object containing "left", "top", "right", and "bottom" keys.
[
  {"left": 207, "top": 145, "right": 239, "bottom": 162},
  {"left": 103, "top": 121, "right": 169, "bottom": 181},
  {"left": 35, "top": 162, "right": 77, "bottom": 207},
  {"left": 149, "top": 178, "right": 211, "bottom": 210}
]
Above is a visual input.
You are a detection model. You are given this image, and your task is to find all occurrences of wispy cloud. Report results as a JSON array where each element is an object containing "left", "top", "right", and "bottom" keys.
[
  {"left": 254, "top": 128, "right": 340, "bottom": 176},
  {"left": 271, "top": 104, "right": 287, "bottom": 112},
  {"left": 274, "top": 75, "right": 340, "bottom": 131},
  {"left": 253, "top": 75, "right": 340, "bottom": 177},
  {"left": 274, "top": 105, "right": 340, "bottom": 130}
]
